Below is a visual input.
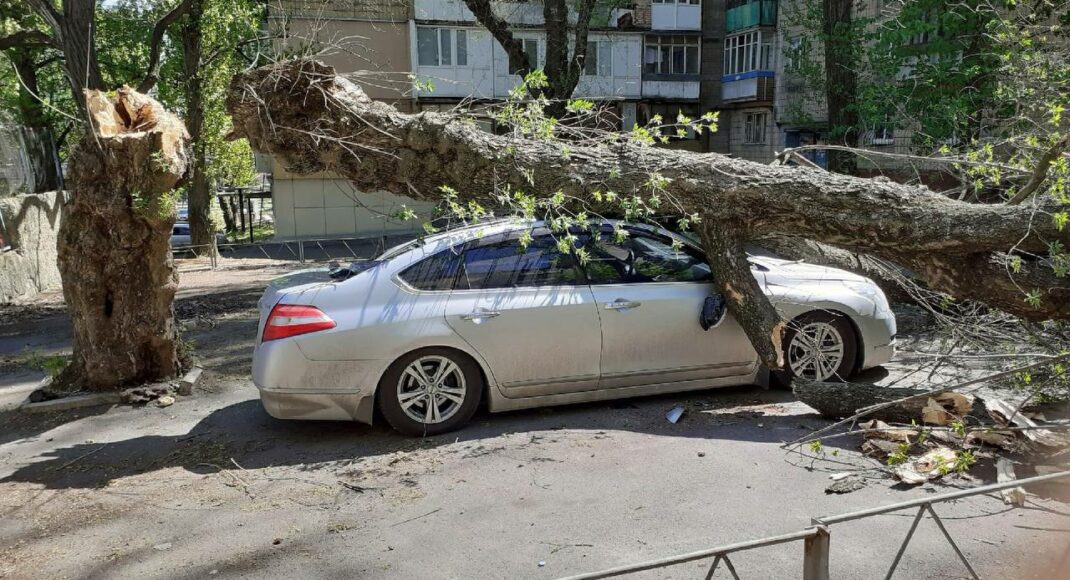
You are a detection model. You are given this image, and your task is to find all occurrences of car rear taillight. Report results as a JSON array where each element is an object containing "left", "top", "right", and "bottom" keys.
[{"left": 262, "top": 304, "right": 336, "bottom": 342}]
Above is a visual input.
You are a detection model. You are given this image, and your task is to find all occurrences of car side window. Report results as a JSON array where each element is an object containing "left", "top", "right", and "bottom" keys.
[
  {"left": 398, "top": 248, "right": 462, "bottom": 291},
  {"left": 456, "top": 234, "right": 579, "bottom": 290},
  {"left": 581, "top": 231, "right": 711, "bottom": 284}
]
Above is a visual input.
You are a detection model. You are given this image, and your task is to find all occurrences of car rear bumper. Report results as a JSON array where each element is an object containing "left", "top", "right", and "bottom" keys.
[
  {"left": 259, "top": 389, "right": 375, "bottom": 424},
  {"left": 252, "top": 338, "right": 384, "bottom": 425}
]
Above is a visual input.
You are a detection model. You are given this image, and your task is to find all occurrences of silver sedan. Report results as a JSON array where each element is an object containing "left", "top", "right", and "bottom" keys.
[{"left": 253, "top": 220, "right": 895, "bottom": 435}]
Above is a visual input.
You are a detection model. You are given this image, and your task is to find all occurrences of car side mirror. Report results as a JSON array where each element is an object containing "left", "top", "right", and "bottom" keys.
[{"left": 700, "top": 294, "right": 728, "bottom": 331}]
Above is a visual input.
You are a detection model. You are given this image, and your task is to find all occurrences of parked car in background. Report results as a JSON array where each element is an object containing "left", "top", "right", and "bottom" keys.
[
  {"left": 252, "top": 220, "right": 896, "bottom": 436},
  {"left": 171, "top": 222, "right": 226, "bottom": 249}
]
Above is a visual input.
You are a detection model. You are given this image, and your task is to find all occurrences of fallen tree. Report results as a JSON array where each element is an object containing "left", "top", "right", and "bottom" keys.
[{"left": 225, "top": 60, "right": 1070, "bottom": 368}]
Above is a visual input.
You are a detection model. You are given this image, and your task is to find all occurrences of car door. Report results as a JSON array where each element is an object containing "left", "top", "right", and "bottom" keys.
[
  {"left": 582, "top": 228, "right": 758, "bottom": 389},
  {"left": 444, "top": 230, "right": 603, "bottom": 397}
]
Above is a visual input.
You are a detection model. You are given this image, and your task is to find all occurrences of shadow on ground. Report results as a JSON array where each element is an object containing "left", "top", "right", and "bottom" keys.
[{"left": 1, "top": 385, "right": 835, "bottom": 491}]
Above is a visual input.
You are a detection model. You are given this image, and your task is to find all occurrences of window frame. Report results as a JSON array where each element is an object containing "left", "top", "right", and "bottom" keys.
[
  {"left": 583, "top": 40, "right": 613, "bottom": 77},
  {"left": 643, "top": 35, "right": 701, "bottom": 76},
  {"left": 743, "top": 111, "right": 768, "bottom": 144},
  {"left": 723, "top": 29, "right": 773, "bottom": 76},
  {"left": 452, "top": 230, "right": 586, "bottom": 291},
  {"left": 579, "top": 227, "right": 712, "bottom": 286},
  {"left": 397, "top": 246, "right": 465, "bottom": 292},
  {"left": 416, "top": 27, "right": 469, "bottom": 68}
]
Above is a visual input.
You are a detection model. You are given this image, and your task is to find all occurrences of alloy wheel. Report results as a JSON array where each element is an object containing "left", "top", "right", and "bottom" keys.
[
  {"left": 787, "top": 321, "right": 845, "bottom": 381},
  {"left": 396, "top": 355, "right": 467, "bottom": 424}
]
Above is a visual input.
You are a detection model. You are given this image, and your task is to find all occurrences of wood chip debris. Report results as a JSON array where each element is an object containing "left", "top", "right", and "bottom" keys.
[{"left": 995, "top": 458, "right": 1027, "bottom": 507}]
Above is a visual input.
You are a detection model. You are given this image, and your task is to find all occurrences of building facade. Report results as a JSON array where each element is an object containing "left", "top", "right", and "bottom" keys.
[{"left": 264, "top": 0, "right": 940, "bottom": 240}]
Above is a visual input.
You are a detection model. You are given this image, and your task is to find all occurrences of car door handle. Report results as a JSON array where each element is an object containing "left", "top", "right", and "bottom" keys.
[
  {"left": 462, "top": 310, "right": 501, "bottom": 321},
  {"left": 604, "top": 299, "right": 641, "bottom": 310}
]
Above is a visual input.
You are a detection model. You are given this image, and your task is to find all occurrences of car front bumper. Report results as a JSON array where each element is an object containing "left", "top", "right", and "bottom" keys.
[{"left": 856, "top": 308, "right": 897, "bottom": 370}]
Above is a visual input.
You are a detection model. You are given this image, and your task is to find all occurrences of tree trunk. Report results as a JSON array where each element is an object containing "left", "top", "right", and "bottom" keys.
[
  {"left": 793, "top": 381, "right": 989, "bottom": 424},
  {"left": 822, "top": 0, "right": 858, "bottom": 175},
  {"left": 57, "top": 88, "right": 190, "bottom": 391},
  {"left": 182, "top": 0, "right": 214, "bottom": 254},
  {"left": 226, "top": 60, "right": 1070, "bottom": 365},
  {"left": 218, "top": 194, "right": 237, "bottom": 232},
  {"left": 56, "top": 0, "right": 105, "bottom": 114},
  {"left": 10, "top": 49, "right": 63, "bottom": 192}
]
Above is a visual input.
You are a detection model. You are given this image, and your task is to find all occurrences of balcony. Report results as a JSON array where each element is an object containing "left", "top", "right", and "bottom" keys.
[
  {"left": 651, "top": 1, "right": 701, "bottom": 31},
  {"left": 414, "top": 0, "right": 542, "bottom": 25},
  {"left": 642, "top": 79, "right": 700, "bottom": 100},
  {"left": 721, "top": 70, "right": 774, "bottom": 102},
  {"left": 725, "top": 0, "right": 776, "bottom": 33}
]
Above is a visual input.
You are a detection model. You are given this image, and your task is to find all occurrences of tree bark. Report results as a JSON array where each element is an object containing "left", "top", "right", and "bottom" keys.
[
  {"left": 181, "top": 0, "right": 215, "bottom": 253},
  {"left": 52, "top": 0, "right": 105, "bottom": 113},
  {"left": 57, "top": 88, "right": 190, "bottom": 391},
  {"left": 8, "top": 47, "right": 63, "bottom": 191},
  {"left": 226, "top": 60, "right": 1070, "bottom": 366},
  {"left": 793, "top": 381, "right": 988, "bottom": 424}
]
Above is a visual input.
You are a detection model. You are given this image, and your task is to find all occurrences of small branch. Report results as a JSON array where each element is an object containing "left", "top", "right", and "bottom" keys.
[
  {"left": 1006, "top": 133, "right": 1069, "bottom": 205},
  {"left": 137, "top": 0, "right": 194, "bottom": 94}
]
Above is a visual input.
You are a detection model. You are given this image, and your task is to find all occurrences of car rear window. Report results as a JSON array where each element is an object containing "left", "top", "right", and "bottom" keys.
[{"left": 398, "top": 248, "right": 462, "bottom": 291}]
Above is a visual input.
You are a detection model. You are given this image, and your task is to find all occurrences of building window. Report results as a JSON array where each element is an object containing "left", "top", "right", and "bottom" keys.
[
  {"left": 509, "top": 38, "right": 541, "bottom": 74},
  {"left": 784, "top": 36, "right": 806, "bottom": 73},
  {"left": 584, "top": 41, "right": 613, "bottom": 76},
  {"left": 653, "top": 0, "right": 700, "bottom": 4},
  {"left": 744, "top": 112, "right": 767, "bottom": 144},
  {"left": 723, "top": 30, "right": 772, "bottom": 76},
  {"left": 644, "top": 35, "right": 700, "bottom": 75},
  {"left": 417, "top": 28, "right": 468, "bottom": 67}
]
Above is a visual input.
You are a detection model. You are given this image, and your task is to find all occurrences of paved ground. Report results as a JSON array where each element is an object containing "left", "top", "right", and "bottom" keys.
[{"left": 1, "top": 258, "right": 1069, "bottom": 579}]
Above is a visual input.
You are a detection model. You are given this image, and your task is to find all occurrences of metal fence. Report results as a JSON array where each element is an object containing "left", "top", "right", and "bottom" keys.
[
  {"left": 171, "top": 233, "right": 415, "bottom": 273},
  {"left": 559, "top": 470, "right": 1070, "bottom": 580},
  {"left": 0, "top": 126, "right": 62, "bottom": 196}
]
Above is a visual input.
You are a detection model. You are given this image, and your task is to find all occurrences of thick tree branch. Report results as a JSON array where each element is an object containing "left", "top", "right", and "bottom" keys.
[
  {"left": 0, "top": 30, "right": 57, "bottom": 51},
  {"left": 137, "top": 0, "right": 194, "bottom": 94},
  {"left": 569, "top": 0, "right": 597, "bottom": 83},
  {"left": 225, "top": 60, "right": 1070, "bottom": 361},
  {"left": 1006, "top": 133, "right": 1069, "bottom": 205}
]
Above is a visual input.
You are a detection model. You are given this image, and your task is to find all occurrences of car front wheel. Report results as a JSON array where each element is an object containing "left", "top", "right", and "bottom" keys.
[
  {"left": 378, "top": 348, "right": 483, "bottom": 436},
  {"left": 781, "top": 311, "right": 858, "bottom": 383}
]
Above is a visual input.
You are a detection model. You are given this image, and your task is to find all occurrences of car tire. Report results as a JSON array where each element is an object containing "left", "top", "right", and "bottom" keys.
[
  {"left": 377, "top": 348, "right": 483, "bottom": 436},
  {"left": 772, "top": 311, "right": 858, "bottom": 388}
]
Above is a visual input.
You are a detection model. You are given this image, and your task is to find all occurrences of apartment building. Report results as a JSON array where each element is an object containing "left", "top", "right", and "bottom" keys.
[
  {"left": 411, "top": 0, "right": 647, "bottom": 129},
  {"left": 266, "top": 0, "right": 435, "bottom": 242}
]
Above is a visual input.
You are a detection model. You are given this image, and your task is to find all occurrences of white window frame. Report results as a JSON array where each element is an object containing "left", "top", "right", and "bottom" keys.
[
  {"left": 744, "top": 112, "right": 768, "bottom": 144},
  {"left": 723, "top": 30, "right": 772, "bottom": 76},
  {"left": 583, "top": 40, "right": 613, "bottom": 77},
  {"left": 653, "top": 0, "right": 700, "bottom": 5},
  {"left": 643, "top": 35, "right": 700, "bottom": 75},
  {"left": 416, "top": 27, "right": 469, "bottom": 68}
]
